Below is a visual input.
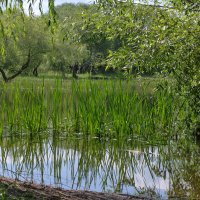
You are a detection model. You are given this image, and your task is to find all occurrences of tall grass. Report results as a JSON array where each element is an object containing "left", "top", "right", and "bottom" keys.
[{"left": 0, "top": 78, "right": 190, "bottom": 139}]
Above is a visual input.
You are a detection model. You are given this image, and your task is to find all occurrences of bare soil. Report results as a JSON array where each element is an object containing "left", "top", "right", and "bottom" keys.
[{"left": 0, "top": 177, "right": 150, "bottom": 200}]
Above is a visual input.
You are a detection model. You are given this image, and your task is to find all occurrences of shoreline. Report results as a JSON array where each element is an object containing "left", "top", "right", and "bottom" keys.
[{"left": 0, "top": 176, "right": 150, "bottom": 200}]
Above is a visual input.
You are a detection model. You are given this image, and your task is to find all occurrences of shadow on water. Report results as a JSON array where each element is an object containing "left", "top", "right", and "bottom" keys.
[{"left": 0, "top": 135, "right": 200, "bottom": 199}]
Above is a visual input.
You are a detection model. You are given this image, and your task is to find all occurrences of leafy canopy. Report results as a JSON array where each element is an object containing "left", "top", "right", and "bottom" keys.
[{"left": 85, "top": 0, "right": 200, "bottom": 125}]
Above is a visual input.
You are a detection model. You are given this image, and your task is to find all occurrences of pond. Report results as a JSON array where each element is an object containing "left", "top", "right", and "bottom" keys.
[
  {"left": 0, "top": 79, "right": 199, "bottom": 199},
  {"left": 0, "top": 135, "right": 200, "bottom": 199}
]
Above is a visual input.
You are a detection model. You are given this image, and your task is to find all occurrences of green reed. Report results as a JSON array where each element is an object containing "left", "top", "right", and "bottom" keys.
[{"left": 0, "top": 78, "right": 190, "bottom": 139}]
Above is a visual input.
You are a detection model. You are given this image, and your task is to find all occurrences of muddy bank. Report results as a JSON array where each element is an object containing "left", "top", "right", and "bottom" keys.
[{"left": 0, "top": 177, "right": 149, "bottom": 200}]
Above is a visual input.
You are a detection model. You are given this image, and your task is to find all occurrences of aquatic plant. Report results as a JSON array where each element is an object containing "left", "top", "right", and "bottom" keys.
[{"left": 0, "top": 78, "right": 190, "bottom": 139}]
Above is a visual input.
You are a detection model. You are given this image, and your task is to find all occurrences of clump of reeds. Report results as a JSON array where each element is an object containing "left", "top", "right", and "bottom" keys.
[{"left": 0, "top": 78, "right": 189, "bottom": 139}]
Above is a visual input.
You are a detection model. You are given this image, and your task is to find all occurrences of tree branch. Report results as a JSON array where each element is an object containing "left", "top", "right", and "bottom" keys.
[
  {"left": 0, "top": 50, "right": 31, "bottom": 82},
  {"left": 0, "top": 68, "right": 8, "bottom": 82}
]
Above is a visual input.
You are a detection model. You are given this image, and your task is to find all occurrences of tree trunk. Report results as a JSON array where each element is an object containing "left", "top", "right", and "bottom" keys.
[
  {"left": 33, "top": 61, "right": 42, "bottom": 77},
  {"left": 72, "top": 64, "right": 78, "bottom": 79},
  {"left": 33, "top": 67, "right": 38, "bottom": 77}
]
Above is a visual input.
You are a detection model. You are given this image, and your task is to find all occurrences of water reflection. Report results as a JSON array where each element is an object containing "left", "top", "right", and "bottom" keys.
[{"left": 0, "top": 135, "right": 200, "bottom": 199}]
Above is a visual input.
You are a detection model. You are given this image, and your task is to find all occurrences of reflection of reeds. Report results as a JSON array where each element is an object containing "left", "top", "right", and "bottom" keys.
[
  {"left": 0, "top": 79, "right": 189, "bottom": 139},
  {"left": 1, "top": 135, "right": 200, "bottom": 198},
  {"left": 0, "top": 136, "right": 170, "bottom": 195}
]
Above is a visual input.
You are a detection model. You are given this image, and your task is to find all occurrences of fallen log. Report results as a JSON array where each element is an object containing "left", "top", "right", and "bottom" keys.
[{"left": 0, "top": 176, "right": 150, "bottom": 200}]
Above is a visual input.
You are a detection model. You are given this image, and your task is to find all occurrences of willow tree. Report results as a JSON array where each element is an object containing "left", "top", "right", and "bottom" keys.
[
  {"left": 0, "top": 0, "right": 56, "bottom": 81},
  {"left": 48, "top": 3, "right": 90, "bottom": 78},
  {"left": 83, "top": 0, "right": 200, "bottom": 131}
]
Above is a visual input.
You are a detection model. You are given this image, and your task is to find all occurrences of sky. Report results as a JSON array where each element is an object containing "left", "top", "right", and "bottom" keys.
[
  {"left": 23, "top": 0, "right": 92, "bottom": 15},
  {"left": 55, "top": 0, "right": 92, "bottom": 4}
]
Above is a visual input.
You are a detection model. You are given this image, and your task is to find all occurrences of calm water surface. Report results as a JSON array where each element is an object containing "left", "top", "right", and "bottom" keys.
[{"left": 0, "top": 135, "right": 200, "bottom": 199}]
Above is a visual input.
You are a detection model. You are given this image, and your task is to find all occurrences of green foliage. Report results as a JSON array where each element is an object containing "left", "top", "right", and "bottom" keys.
[
  {"left": 0, "top": 3, "right": 91, "bottom": 79},
  {"left": 0, "top": 1, "right": 198, "bottom": 130},
  {"left": 84, "top": 0, "right": 200, "bottom": 126},
  {"left": 0, "top": 0, "right": 56, "bottom": 54},
  {"left": 46, "top": 34, "right": 89, "bottom": 77},
  {"left": 53, "top": 3, "right": 92, "bottom": 75},
  {"left": 0, "top": 11, "right": 50, "bottom": 77},
  {"left": 31, "top": 3, "right": 91, "bottom": 77},
  {"left": 0, "top": 2, "right": 121, "bottom": 79}
]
